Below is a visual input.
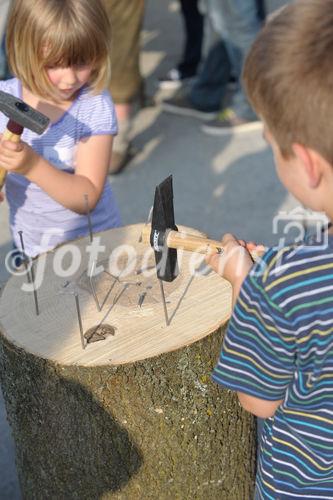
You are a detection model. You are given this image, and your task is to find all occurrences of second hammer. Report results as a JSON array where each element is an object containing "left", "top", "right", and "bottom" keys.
[{"left": 0, "top": 90, "right": 50, "bottom": 190}]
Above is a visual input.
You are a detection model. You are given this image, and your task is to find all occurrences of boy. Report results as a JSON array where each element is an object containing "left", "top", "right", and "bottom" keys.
[{"left": 207, "top": 1, "right": 333, "bottom": 498}]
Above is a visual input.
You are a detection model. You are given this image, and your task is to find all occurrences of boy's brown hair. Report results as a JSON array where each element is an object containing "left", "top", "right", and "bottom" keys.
[
  {"left": 6, "top": 0, "right": 112, "bottom": 98},
  {"left": 243, "top": 0, "right": 333, "bottom": 164}
]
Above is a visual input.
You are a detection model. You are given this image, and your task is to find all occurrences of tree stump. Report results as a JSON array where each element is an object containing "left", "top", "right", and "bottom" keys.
[{"left": 0, "top": 224, "right": 256, "bottom": 499}]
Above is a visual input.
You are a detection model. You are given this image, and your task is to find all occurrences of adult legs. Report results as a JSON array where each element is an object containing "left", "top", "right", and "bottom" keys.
[
  {"left": 189, "top": 39, "right": 232, "bottom": 112},
  {"left": 161, "top": 0, "right": 264, "bottom": 129},
  {"left": 256, "top": 0, "right": 266, "bottom": 22},
  {"left": 177, "top": 0, "right": 204, "bottom": 78},
  {"left": 207, "top": 0, "right": 262, "bottom": 119},
  {"left": 104, "top": 0, "right": 145, "bottom": 173}
]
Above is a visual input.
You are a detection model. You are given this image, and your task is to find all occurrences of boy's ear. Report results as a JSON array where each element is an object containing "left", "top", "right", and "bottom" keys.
[{"left": 292, "top": 143, "right": 322, "bottom": 188}]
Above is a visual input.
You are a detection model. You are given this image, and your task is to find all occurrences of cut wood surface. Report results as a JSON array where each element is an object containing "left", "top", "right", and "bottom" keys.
[
  {"left": 0, "top": 225, "right": 256, "bottom": 499},
  {"left": 0, "top": 224, "right": 232, "bottom": 367}
]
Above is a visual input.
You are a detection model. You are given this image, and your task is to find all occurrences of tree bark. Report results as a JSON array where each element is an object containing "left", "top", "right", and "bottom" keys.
[{"left": 0, "top": 325, "right": 256, "bottom": 500}]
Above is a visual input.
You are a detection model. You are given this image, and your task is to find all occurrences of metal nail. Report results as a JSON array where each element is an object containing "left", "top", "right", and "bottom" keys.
[
  {"left": 84, "top": 193, "right": 93, "bottom": 243},
  {"left": 88, "top": 260, "right": 101, "bottom": 312},
  {"left": 74, "top": 292, "right": 85, "bottom": 350},
  {"left": 158, "top": 279, "right": 169, "bottom": 326},
  {"left": 18, "top": 231, "right": 39, "bottom": 316},
  {"left": 138, "top": 291, "right": 147, "bottom": 308},
  {"left": 89, "top": 283, "right": 129, "bottom": 338},
  {"left": 135, "top": 265, "right": 155, "bottom": 275},
  {"left": 139, "top": 205, "right": 153, "bottom": 243}
]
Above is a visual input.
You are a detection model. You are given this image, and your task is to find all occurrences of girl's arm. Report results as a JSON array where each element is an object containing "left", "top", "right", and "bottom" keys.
[{"left": 0, "top": 134, "right": 113, "bottom": 213}]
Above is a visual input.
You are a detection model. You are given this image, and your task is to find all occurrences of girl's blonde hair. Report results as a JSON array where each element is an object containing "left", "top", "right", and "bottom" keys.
[{"left": 6, "top": 0, "right": 112, "bottom": 98}]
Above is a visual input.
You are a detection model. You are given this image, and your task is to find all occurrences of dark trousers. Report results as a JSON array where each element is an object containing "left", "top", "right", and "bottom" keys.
[
  {"left": 256, "top": 0, "right": 266, "bottom": 21},
  {"left": 178, "top": 0, "right": 204, "bottom": 78}
]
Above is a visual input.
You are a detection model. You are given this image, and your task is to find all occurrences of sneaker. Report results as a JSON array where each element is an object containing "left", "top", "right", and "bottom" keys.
[
  {"left": 158, "top": 68, "right": 194, "bottom": 90},
  {"left": 201, "top": 108, "right": 263, "bottom": 135},
  {"left": 161, "top": 93, "right": 218, "bottom": 121}
]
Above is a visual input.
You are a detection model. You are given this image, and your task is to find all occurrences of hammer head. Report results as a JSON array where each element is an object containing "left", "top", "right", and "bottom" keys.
[
  {"left": 150, "top": 175, "right": 179, "bottom": 282},
  {"left": 0, "top": 91, "right": 50, "bottom": 135}
]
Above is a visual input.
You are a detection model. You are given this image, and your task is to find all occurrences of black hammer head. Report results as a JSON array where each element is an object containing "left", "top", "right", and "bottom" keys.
[
  {"left": 0, "top": 91, "right": 50, "bottom": 135},
  {"left": 150, "top": 175, "right": 179, "bottom": 282}
]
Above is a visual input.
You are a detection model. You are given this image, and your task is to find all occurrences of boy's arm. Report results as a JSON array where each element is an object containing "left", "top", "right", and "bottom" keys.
[
  {"left": 208, "top": 240, "right": 295, "bottom": 415},
  {"left": 206, "top": 233, "right": 255, "bottom": 307},
  {"left": 237, "top": 392, "right": 283, "bottom": 419}
]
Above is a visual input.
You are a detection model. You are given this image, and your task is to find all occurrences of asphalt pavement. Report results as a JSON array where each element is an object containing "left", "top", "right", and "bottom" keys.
[{"left": 0, "top": 1, "right": 291, "bottom": 497}]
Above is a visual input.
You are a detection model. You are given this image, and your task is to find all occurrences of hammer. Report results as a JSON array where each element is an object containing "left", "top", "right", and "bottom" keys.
[
  {"left": 141, "top": 175, "right": 265, "bottom": 283},
  {"left": 0, "top": 90, "right": 50, "bottom": 190}
]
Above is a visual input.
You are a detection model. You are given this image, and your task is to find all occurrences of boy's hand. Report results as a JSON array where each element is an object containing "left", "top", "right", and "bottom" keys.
[
  {"left": 0, "top": 191, "right": 4, "bottom": 203},
  {"left": 0, "top": 137, "right": 40, "bottom": 177},
  {"left": 206, "top": 233, "right": 254, "bottom": 288}
]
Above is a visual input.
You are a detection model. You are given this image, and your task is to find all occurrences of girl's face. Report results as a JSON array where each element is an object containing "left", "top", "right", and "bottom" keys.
[{"left": 45, "top": 64, "right": 93, "bottom": 102}]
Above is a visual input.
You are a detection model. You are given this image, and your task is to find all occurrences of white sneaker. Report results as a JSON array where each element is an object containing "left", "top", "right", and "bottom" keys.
[{"left": 158, "top": 68, "right": 194, "bottom": 90}]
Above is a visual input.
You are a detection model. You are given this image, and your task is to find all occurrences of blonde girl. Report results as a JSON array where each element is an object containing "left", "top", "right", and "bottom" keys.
[{"left": 0, "top": 0, "right": 120, "bottom": 257}]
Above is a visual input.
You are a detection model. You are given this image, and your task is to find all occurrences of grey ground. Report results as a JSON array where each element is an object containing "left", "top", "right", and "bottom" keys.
[{"left": 0, "top": 1, "right": 290, "bottom": 497}]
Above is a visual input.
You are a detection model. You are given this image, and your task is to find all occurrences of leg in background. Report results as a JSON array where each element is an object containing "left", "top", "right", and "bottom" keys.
[
  {"left": 178, "top": 0, "right": 204, "bottom": 78},
  {"left": 104, "top": 0, "right": 145, "bottom": 174}
]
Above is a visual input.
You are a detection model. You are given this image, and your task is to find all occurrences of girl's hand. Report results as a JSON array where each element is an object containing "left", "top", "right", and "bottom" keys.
[
  {"left": 0, "top": 138, "right": 40, "bottom": 177},
  {"left": 0, "top": 191, "right": 4, "bottom": 203},
  {"left": 206, "top": 233, "right": 254, "bottom": 288}
]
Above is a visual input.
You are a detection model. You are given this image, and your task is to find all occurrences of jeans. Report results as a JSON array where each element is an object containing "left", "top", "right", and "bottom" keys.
[
  {"left": 190, "top": 0, "right": 262, "bottom": 118},
  {"left": 190, "top": 39, "right": 232, "bottom": 112}
]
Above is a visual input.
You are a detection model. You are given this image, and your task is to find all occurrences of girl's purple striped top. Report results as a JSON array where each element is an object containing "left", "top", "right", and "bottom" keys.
[{"left": 0, "top": 78, "right": 121, "bottom": 257}]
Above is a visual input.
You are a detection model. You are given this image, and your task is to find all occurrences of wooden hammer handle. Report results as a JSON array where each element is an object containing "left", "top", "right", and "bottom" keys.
[
  {"left": 0, "top": 128, "right": 22, "bottom": 191},
  {"left": 166, "top": 229, "right": 224, "bottom": 254},
  {"left": 141, "top": 224, "right": 265, "bottom": 259}
]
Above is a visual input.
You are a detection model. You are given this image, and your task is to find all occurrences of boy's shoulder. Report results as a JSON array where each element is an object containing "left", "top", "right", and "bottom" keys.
[
  {"left": 259, "top": 236, "right": 333, "bottom": 283},
  {"left": 248, "top": 236, "right": 333, "bottom": 320}
]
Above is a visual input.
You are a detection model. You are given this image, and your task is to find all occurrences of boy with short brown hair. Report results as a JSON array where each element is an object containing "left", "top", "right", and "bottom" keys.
[{"left": 207, "top": 1, "right": 333, "bottom": 497}]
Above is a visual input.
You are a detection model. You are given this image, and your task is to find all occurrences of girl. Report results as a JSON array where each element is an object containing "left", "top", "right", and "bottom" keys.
[{"left": 0, "top": 0, "right": 120, "bottom": 258}]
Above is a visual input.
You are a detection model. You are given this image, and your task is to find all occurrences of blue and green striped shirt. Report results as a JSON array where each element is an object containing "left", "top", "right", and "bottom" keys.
[{"left": 213, "top": 236, "right": 333, "bottom": 499}]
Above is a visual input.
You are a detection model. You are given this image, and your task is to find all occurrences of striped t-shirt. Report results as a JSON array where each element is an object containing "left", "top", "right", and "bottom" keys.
[
  {"left": 0, "top": 78, "right": 121, "bottom": 257},
  {"left": 213, "top": 235, "right": 333, "bottom": 499}
]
